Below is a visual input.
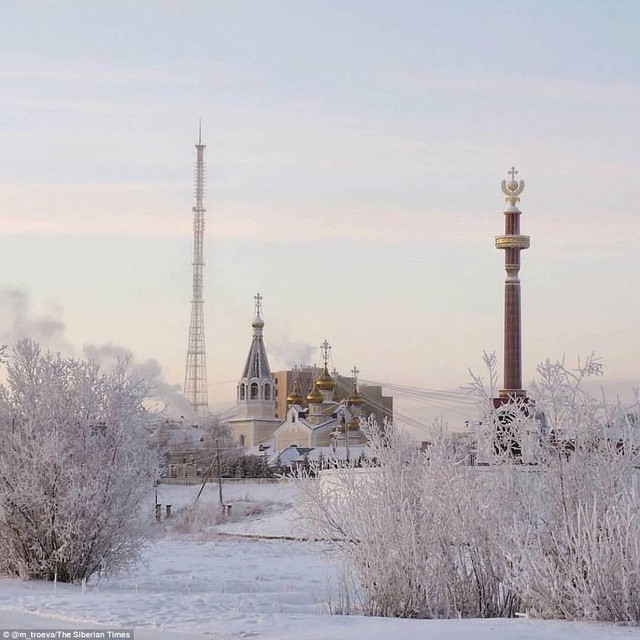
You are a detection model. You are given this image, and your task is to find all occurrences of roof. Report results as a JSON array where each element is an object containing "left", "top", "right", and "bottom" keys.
[
  {"left": 240, "top": 327, "right": 273, "bottom": 381},
  {"left": 286, "top": 403, "right": 362, "bottom": 434},
  {"left": 270, "top": 445, "right": 313, "bottom": 466},
  {"left": 306, "top": 445, "right": 368, "bottom": 461}
]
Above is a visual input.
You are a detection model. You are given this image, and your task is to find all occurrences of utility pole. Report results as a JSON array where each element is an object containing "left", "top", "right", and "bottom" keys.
[{"left": 216, "top": 437, "right": 223, "bottom": 506}]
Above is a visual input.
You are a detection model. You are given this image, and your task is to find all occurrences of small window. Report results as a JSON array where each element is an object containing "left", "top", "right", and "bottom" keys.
[
  {"left": 239, "top": 434, "right": 245, "bottom": 446},
  {"left": 240, "top": 384, "right": 246, "bottom": 400},
  {"left": 250, "top": 382, "right": 259, "bottom": 399},
  {"left": 291, "top": 412, "right": 295, "bottom": 423},
  {"left": 264, "top": 384, "right": 271, "bottom": 400}
]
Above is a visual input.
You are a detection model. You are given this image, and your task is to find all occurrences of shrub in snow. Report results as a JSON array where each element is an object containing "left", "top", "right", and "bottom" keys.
[
  {"left": 171, "top": 502, "right": 225, "bottom": 535},
  {"left": 298, "top": 353, "right": 640, "bottom": 622},
  {"left": 0, "top": 339, "right": 159, "bottom": 582},
  {"left": 297, "top": 419, "right": 520, "bottom": 618},
  {"left": 503, "top": 356, "right": 640, "bottom": 622}
]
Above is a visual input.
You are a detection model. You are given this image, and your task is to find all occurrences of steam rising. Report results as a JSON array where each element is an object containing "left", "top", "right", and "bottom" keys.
[
  {"left": 0, "top": 288, "right": 74, "bottom": 354},
  {"left": 0, "top": 287, "right": 192, "bottom": 419},
  {"left": 82, "top": 342, "right": 195, "bottom": 419},
  {"left": 270, "top": 338, "right": 315, "bottom": 369}
]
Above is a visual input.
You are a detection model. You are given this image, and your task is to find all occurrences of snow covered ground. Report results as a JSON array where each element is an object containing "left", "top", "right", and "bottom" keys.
[{"left": 1, "top": 479, "right": 639, "bottom": 639}]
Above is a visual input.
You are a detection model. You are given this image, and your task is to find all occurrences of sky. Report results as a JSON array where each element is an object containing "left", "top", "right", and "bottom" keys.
[{"left": 1, "top": 1, "right": 639, "bottom": 427}]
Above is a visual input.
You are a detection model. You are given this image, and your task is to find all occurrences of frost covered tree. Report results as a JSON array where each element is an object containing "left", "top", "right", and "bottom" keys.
[{"left": 0, "top": 339, "right": 159, "bottom": 582}]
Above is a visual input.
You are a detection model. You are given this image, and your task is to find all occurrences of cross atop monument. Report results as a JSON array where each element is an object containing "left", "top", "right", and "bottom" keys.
[
  {"left": 501, "top": 166, "right": 525, "bottom": 205},
  {"left": 351, "top": 365, "right": 359, "bottom": 383},
  {"left": 254, "top": 292, "right": 263, "bottom": 318}
]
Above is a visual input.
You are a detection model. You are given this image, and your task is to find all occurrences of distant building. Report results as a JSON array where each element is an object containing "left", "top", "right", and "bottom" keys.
[
  {"left": 272, "top": 345, "right": 369, "bottom": 453},
  {"left": 273, "top": 368, "right": 392, "bottom": 424},
  {"left": 224, "top": 297, "right": 392, "bottom": 457},
  {"left": 149, "top": 417, "right": 206, "bottom": 479},
  {"left": 226, "top": 294, "right": 281, "bottom": 448}
]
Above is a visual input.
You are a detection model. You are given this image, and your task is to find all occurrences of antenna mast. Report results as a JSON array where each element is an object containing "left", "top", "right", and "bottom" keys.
[{"left": 184, "top": 122, "right": 209, "bottom": 419}]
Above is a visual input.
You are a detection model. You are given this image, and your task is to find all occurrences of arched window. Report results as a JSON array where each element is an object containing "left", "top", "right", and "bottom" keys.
[
  {"left": 239, "top": 434, "right": 245, "bottom": 446},
  {"left": 250, "top": 382, "right": 259, "bottom": 399},
  {"left": 240, "top": 383, "right": 246, "bottom": 400},
  {"left": 264, "top": 383, "right": 271, "bottom": 400}
]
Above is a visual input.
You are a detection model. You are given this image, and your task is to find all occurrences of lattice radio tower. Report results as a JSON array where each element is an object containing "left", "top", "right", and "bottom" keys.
[{"left": 184, "top": 123, "right": 209, "bottom": 419}]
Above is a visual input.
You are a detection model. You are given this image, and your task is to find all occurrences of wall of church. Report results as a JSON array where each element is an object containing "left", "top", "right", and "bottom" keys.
[
  {"left": 254, "top": 420, "right": 280, "bottom": 447},
  {"left": 312, "top": 429, "right": 333, "bottom": 448},
  {"left": 275, "top": 420, "right": 312, "bottom": 451},
  {"left": 229, "top": 421, "right": 254, "bottom": 448},
  {"left": 228, "top": 418, "right": 281, "bottom": 449}
]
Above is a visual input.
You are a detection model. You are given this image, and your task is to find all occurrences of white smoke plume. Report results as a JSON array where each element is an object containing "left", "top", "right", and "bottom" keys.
[
  {"left": 270, "top": 338, "right": 316, "bottom": 369},
  {"left": 0, "top": 288, "right": 74, "bottom": 355},
  {"left": 0, "top": 287, "right": 192, "bottom": 419},
  {"left": 82, "top": 342, "right": 194, "bottom": 419}
]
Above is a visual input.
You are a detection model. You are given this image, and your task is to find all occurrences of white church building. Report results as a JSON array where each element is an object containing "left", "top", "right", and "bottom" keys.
[{"left": 225, "top": 295, "right": 370, "bottom": 456}]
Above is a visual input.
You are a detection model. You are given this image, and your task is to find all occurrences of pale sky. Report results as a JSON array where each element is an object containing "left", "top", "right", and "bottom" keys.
[{"left": 1, "top": 1, "right": 639, "bottom": 428}]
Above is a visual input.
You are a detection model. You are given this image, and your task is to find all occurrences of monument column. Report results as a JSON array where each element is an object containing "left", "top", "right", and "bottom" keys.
[{"left": 495, "top": 167, "right": 530, "bottom": 399}]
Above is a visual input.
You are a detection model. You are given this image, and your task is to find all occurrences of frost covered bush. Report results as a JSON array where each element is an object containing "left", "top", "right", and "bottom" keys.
[
  {"left": 504, "top": 357, "right": 640, "bottom": 622},
  {"left": 298, "top": 353, "right": 640, "bottom": 622},
  {"left": 297, "top": 420, "right": 520, "bottom": 618},
  {"left": 0, "top": 339, "right": 159, "bottom": 582},
  {"left": 171, "top": 502, "right": 225, "bottom": 535}
]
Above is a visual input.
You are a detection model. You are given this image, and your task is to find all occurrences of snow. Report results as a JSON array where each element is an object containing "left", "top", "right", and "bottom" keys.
[{"left": 1, "top": 480, "right": 639, "bottom": 639}]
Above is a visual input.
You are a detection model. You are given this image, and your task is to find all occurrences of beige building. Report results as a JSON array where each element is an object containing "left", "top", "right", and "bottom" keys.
[
  {"left": 274, "top": 367, "right": 393, "bottom": 425},
  {"left": 273, "top": 368, "right": 315, "bottom": 417}
]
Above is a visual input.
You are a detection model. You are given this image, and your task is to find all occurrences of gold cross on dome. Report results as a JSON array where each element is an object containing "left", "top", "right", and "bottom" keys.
[{"left": 508, "top": 166, "right": 518, "bottom": 180}]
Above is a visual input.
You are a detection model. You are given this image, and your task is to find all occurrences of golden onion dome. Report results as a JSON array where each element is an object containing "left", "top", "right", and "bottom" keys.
[
  {"left": 287, "top": 379, "right": 304, "bottom": 405},
  {"left": 287, "top": 390, "right": 304, "bottom": 405},
  {"left": 347, "top": 390, "right": 365, "bottom": 407},
  {"left": 347, "top": 416, "right": 360, "bottom": 430},
  {"left": 316, "top": 365, "right": 336, "bottom": 391},
  {"left": 307, "top": 381, "right": 324, "bottom": 404}
]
